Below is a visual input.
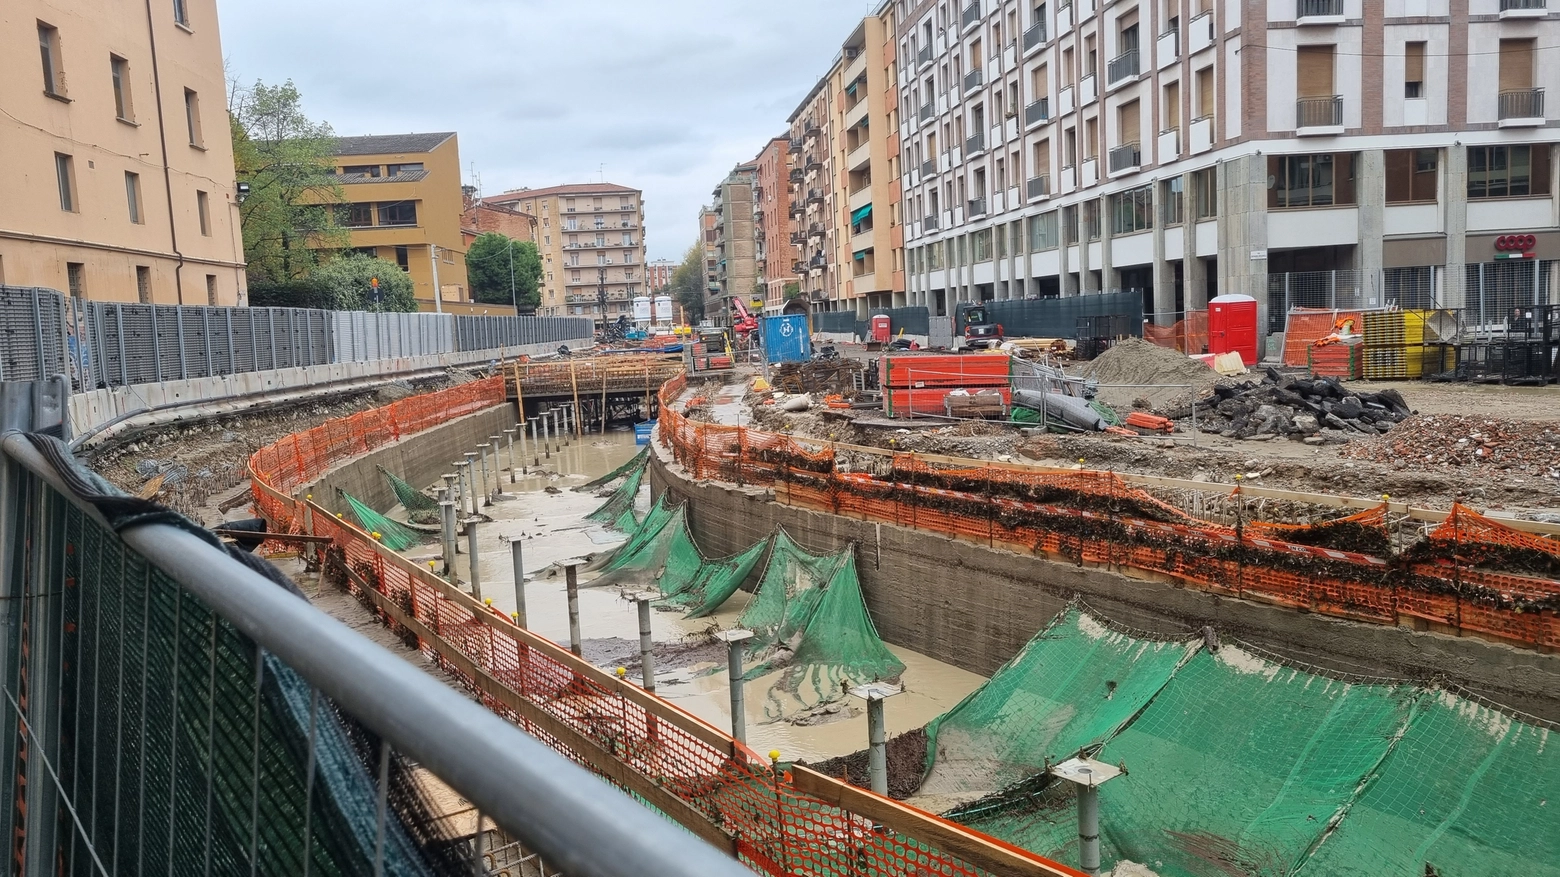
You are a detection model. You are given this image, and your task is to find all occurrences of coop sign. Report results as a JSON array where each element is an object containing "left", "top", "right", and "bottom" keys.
[{"left": 1494, "top": 234, "right": 1537, "bottom": 252}]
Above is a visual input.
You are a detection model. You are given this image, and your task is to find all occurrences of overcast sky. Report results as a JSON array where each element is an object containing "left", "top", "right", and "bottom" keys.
[{"left": 219, "top": 0, "right": 874, "bottom": 262}]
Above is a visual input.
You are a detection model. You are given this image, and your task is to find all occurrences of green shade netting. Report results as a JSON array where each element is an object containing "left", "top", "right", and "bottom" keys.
[
  {"left": 574, "top": 447, "right": 649, "bottom": 493},
  {"left": 377, "top": 466, "right": 441, "bottom": 525},
  {"left": 739, "top": 529, "right": 846, "bottom": 661},
  {"left": 340, "top": 490, "right": 422, "bottom": 551},
  {"left": 1297, "top": 692, "right": 1560, "bottom": 877},
  {"left": 588, "top": 499, "right": 698, "bottom": 591},
  {"left": 919, "top": 607, "right": 1198, "bottom": 800},
  {"left": 660, "top": 536, "right": 771, "bottom": 616},
  {"left": 584, "top": 463, "right": 646, "bottom": 533}
]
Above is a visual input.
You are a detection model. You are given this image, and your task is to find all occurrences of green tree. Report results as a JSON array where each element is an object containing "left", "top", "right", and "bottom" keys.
[
  {"left": 309, "top": 254, "right": 417, "bottom": 312},
  {"left": 668, "top": 241, "right": 707, "bottom": 323},
  {"left": 466, "top": 233, "right": 542, "bottom": 311},
  {"left": 230, "top": 79, "right": 347, "bottom": 282}
]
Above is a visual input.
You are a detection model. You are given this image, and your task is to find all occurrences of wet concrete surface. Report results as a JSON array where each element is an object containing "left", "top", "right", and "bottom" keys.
[{"left": 401, "top": 428, "right": 984, "bottom": 764}]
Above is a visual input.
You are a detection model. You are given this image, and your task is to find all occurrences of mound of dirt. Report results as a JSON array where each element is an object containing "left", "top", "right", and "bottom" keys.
[
  {"left": 801, "top": 727, "right": 929, "bottom": 800},
  {"left": 1077, "top": 338, "right": 1222, "bottom": 409}
]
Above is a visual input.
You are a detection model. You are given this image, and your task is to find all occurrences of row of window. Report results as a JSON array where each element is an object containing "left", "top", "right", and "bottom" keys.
[
  {"left": 39, "top": 16, "right": 207, "bottom": 149},
  {"left": 53, "top": 153, "right": 213, "bottom": 235},
  {"left": 336, "top": 201, "right": 419, "bottom": 228},
  {"left": 58, "top": 261, "right": 221, "bottom": 306},
  {"left": 330, "top": 163, "right": 425, "bottom": 178}
]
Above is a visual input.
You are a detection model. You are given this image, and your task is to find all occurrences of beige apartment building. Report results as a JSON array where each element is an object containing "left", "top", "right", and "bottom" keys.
[
  {"left": 481, "top": 184, "right": 646, "bottom": 318},
  {"left": 321, "top": 133, "right": 475, "bottom": 313},
  {"left": 0, "top": 0, "right": 246, "bottom": 304},
  {"left": 789, "top": 77, "right": 843, "bottom": 309},
  {"left": 709, "top": 165, "right": 761, "bottom": 323}
]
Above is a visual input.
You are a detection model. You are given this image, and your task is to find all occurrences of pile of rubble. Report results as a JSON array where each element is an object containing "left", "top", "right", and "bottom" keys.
[
  {"left": 1342, "top": 415, "right": 1560, "bottom": 478},
  {"left": 1169, "top": 368, "right": 1412, "bottom": 443}
]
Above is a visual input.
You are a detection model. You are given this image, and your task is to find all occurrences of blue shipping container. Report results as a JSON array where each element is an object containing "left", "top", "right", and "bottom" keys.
[
  {"left": 762, "top": 315, "right": 812, "bottom": 363},
  {"left": 634, "top": 420, "right": 657, "bottom": 445}
]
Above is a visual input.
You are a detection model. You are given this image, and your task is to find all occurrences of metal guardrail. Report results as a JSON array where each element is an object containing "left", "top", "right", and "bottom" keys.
[
  {"left": 1023, "top": 20, "right": 1047, "bottom": 51},
  {"left": 1107, "top": 47, "right": 1140, "bottom": 83},
  {"left": 1499, "top": 88, "right": 1545, "bottom": 120},
  {"left": 963, "top": 68, "right": 984, "bottom": 93},
  {"left": 1297, "top": 0, "right": 1343, "bottom": 17},
  {"left": 1025, "top": 97, "right": 1050, "bottom": 125},
  {"left": 1108, "top": 141, "right": 1142, "bottom": 173},
  {"left": 0, "top": 421, "right": 748, "bottom": 877},
  {"left": 1296, "top": 95, "right": 1343, "bottom": 128},
  {"left": 965, "top": 131, "right": 986, "bottom": 155},
  {"left": 961, "top": 0, "right": 981, "bottom": 29},
  {"left": 1501, "top": 0, "right": 1547, "bottom": 9},
  {"left": 1028, "top": 174, "right": 1052, "bottom": 199}
]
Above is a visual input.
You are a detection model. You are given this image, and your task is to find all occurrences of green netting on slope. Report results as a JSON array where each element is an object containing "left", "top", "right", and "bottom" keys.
[
  {"left": 584, "top": 463, "right": 646, "bottom": 533},
  {"left": 749, "top": 553, "right": 906, "bottom": 720},
  {"left": 738, "top": 529, "right": 847, "bottom": 661},
  {"left": 574, "top": 446, "right": 649, "bottom": 492},
  {"left": 955, "top": 646, "right": 1419, "bottom": 877},
  {"left": 918, "top": 607, "right": 1198, "bottom": 800},
  {"left": 377, "top": 466, "right": 441, "bottom": 525},
  {"left": 658, "top": 537, "right": 771, "bottom": 615},
  {"left": 340, "top": 490, "right": 422, "bottom": 551},
  {"left": 1297, "top": 692, "right": 1560, "bottom": 877},
  {"left": 588, "top": 502, "right": 702, "bottom": 593},
  {"left": 585, "top": 494, "right": 676, "bottom": 572}
]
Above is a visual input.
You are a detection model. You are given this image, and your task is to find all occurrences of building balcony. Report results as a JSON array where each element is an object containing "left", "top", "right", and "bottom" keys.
[
  {"left": 1107, "top": 141, "right": 1141, "bottom": 173},
  {"left": 967, "top": 197, "right": 988, "bottom": 217},
  {"left": 1501, "top": 0, "right": 1547, "bottom": 16},
  {"left": 1190, "top": 115, "right": 1214, "bottom": 153},
  {"left": 1025, "top": 97, "right": 1051, "bottom": 127},
  {"left": 1499, "top": 88, "right": 1546, "bottom": 125},
  {"left": 1023, "top": 20, "right": 1048, "bottom": 53},
  {"left": 1189, "top": 11, "right": 1214, "bottom": 53},
  {"left": 787, "top": 137, "right": 802, "bottom": 154},
  {"left": 1157, "top": 26, "right": 1180, "bottom": 68},
  {"left": 789, "top": 168, "right": 804, "bottom": 182},
  {"left": 809, "top": 254, "right": 827, "bottom": 269},
  {"left": 923, "top": 213, "right": 940, "bottom": 230},
  {"left": 1107, "top": 47, "right": 1140, "bottom": 85},
  {"left": 1296, "top": 95, "right": 1344, "bottom": 133},
  {"left": 1158, "top": 127, "right": 1181, "bottom": 161},
  {"left": 961, "top": 0, "right": 981, "bottom": 30},
  {"left": 964, "top": 67, "right": 984, "bottom": 94},
  {"left": 1027, "top": 174, "right": 1051, "bottom": 200},
  {"left": 1296, "top": 0, "right": 1344, "bottom": 24},
  {"left": 965, "top": 131, "right": 986, "bottom": 156},
  {"left": 808, "top": 221, "right": 825, "bottom": 239},
  {"left": 805, "top": 156, "right": 822, "bottom": 172},
  {"left": 789, "top": 202, "right": 804, "bottom": 218},
  {"left": 919, "top": 101, "right": 934, "bottom": 122},
  {"left": 807, "top": 188, "right": 825, "bottom": 204},
  {"left": 921, "top": 158, "right": 936, "bottom": 178},
  {"left": 917, "top": 43, "right": 933, "bottom": 68},
  {"left": 790, "top": 231, "right": 805, "bottom": 245}
]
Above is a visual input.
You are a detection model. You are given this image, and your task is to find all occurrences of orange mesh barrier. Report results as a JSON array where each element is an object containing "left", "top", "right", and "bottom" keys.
[
  {"left": 655, "top": 371, "right": 1560, "bottom": 651},
  {"left": 1282, "top": 308, "right": 1364, "bottom": 367},
  {"left": 249, "top": 371, "right": 1078, "bottom": 877},
  {"left": 1143, "top": 310, "right": 1209, "bottom": 354}
]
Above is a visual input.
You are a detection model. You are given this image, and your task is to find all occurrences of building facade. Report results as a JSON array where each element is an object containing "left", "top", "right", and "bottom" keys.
[
  {"left": 751, "top": 137, "right": 799, "bottom": 313},
  {"left": 645, "top": 258, "right": 677, "bottom": 291},
  {"left": 0, "top": 0, "right": 246, "bottom": 304},
  {"left": 482, "top": 183, "right": 646, "bottom": 318},
  {"left": 896, "top": 0, "right": 1560, "bottom": 338},
  {"left": 325, "top": 133, "right": 471, "bottom": 313},
  {"left": 461, "top": 189, "right": 538, "bottom": 247},
  {"left": 789, "top": 73, "right": 844, "bottom": 310},
  {"left": 709, "top": 166, "right": 760, "bottom": 323}
]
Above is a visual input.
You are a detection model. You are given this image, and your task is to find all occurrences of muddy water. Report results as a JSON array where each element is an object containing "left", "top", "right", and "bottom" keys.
[{"left": 401, "top": 432, "right": 985, "bottom": 765}]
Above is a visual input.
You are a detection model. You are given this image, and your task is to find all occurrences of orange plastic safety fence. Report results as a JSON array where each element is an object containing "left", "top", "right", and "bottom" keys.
[
  {"left": 1283, "top": 308, "right": 1364, "bottom": 367},
  {"left": 1143, "top": 310, "right": 1209, "bottom": 354}
]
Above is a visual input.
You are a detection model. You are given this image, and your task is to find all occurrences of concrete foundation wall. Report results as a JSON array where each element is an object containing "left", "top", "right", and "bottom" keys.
[
  {"left": 647, "top": 449, "right": 1560, "bottom": 722},
  {"left": 302, "top": 405, "right": 516, "bottom": 517}
]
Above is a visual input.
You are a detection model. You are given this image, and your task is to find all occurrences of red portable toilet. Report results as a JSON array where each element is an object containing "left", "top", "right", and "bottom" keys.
[
  {"left": 870, "top": 314, "right": 892, "bottom": 343},
  {"left": 1207, "top": 294, "right": 1259, "bottom": 366}
]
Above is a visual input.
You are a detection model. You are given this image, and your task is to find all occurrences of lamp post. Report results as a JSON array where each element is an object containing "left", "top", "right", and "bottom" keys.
[{"left": 596, "top": 271, "right": 608, "bottom": 340}]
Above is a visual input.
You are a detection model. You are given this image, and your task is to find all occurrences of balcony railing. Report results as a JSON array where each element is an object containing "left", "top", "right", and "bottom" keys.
[
  {"left": 962, "top": 0, "right": 981, "bottom": 29},
  {"left": 787, "top": 138, "right": 802, "bottom": 154},
  {"left": 1107, "top": 47, "right": 1140, "bottom": 83},
  {"left": 924, "top": 213, "right": 941, "bottom": 230},
  {"left": 1107, "top": 141, "right": 1142, "bottom": 172},
  {"left": 1499, "top": 87, "right": 1546, "bottom": 120},
  {"left": 1297, "top": 0, "right": 1344, "bottom": 19},
  {"left": 1025, "top": 97, "right": 1051, "bottom": 125},
  {"left": 921, "top": 158, "right": 937, "bottom": 177},
  {"left": 1027, "top": 175, "right": 1051, "bottom": 199},
  {"left": 965, "top": 132, "right": 986, "bottom": 155},
  {"left": 1501, "top": 0, "right": 1547, "bottom": 8},
  {"left": 809, "top": 255, "right": 827, "bottom": 268},
  {"left": 964, "top": 67, "right": 984, "bottom": 92},
  {"left": 918, "top": 44, "right": 933, "bottom": 67},
  {"left": 789, "top": 168, "right": 804, "bottom": 182},
  {"left": 1024, "top": 20, "right": 1048, "bottom": 51},
  {"left": 1296, "top": 95, "right": 1343, "bottom": 128},
  {"left": 968, "top": 197, "right": 988, "bottom": 216},
  {"left": 807, "top": 188, "right": 824, "bottom": 203}
]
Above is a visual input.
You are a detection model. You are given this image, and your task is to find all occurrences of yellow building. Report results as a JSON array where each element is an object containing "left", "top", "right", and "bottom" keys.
[
  {"left": 323, "top": 133, "right": 476, "bottom": 313},
  {"left": 0, "top": 0, "right": 246, "bottom": 304}
]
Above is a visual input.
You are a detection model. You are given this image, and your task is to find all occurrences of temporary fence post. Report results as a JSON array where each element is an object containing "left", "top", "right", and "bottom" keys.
[
  {"left": 632, "top": 593, "right": 657, "bottom": 694},
  {"left": 716, "top": 630, "right": 754, "bottom": 744},
  {"left": 440, "top": 498, "right": 456, "bottom": 576},
  {"left": 510, "top": 538, "right": 527, "bottom": 629},
  {"left": 504, "top": 429, "right": 517, "bottom": 483},
  {"left": 564, "top": 564, "right": 582, "bottom": 657},
  {"left": 465, "top": 518, "right": 483, "bottom": 600},
  {"left": 477, "top": 444, "right": 493, "bottom": 506}
]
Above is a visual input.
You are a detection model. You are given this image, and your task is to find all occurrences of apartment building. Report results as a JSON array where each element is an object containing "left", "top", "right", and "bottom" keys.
[
  {"left": 324, "top": 133, "right": 471, "bottom": 312},
  {"left": 461, "top": 189, "right": 539, "bottom": 247},
  {"left": 709, "top": 165, "right": 760, "bottom": 322},
  {"left": 0, "top": 0, "right": 245, "bottom": 304},
  {"left": 752, "top": 136, "right": 800, "bottom": 313},
  {"left": 699, "top": 205, "right": 720, "bottom": 301},
  {"left": 897, "top": 0, "right": 1560, "bottom": 338},
  {"left": 789, "top": 75, "right": 844, "bottom": 309},
  {"left": 483, "top": 183, "right": 646, "bottom": 318},
  {"left": 645, "top": 258, "right": 677, "bottom": 291}
]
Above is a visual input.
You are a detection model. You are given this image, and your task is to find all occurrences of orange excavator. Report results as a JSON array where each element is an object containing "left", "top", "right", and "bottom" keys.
[{"left": 1313, "top": 316, "right": 1358, "bottom": 348}]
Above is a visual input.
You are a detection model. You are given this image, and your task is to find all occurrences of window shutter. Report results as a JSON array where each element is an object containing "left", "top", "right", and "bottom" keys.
[
  {"left": 1297, "top": 45, "right": 1335, "bottom": 98},
  {"left": 1404, "top": 42, "right": 1425, "bottom": 83},
  {"left": 1119, "top": 100, "right": 1141, "bottom": 144},
  {"left": 1196, "top": 67, "right": 1215, "bottom": 118},
  {"left": 1500, "top": 39, "right": 1535, "bottom": 92},
  {"left": 1165, "top": 81, "right": 1181, "bottom": 130}
]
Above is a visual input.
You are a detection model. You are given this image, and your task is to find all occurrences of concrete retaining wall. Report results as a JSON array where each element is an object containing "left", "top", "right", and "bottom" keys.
[
  {"left": 302, "top": 405, "right": 516, "bottom": 517},
  {"left": 647, "top": 447, "right": 1560, "bottom": 722}
]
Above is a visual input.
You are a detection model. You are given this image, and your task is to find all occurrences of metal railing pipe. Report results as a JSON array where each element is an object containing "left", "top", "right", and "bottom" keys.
[{"left": 0, "top": 432, "right": 752, "bottom": 877}]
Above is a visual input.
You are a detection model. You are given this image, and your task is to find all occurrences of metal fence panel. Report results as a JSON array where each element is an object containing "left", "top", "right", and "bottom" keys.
[
  {"left": 0, "top": 287, "right": 69, "bottom": 383},
  {"left": 868, "top": 306, "right": 931, "bottom": 336},
  {"left": 988, "top": 290, "right": 1145, "bottom": 338}
]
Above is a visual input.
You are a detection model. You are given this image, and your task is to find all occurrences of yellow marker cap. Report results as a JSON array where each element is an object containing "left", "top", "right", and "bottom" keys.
[{"left": 768, "top": 750, "right": 781, "bottom": 762}]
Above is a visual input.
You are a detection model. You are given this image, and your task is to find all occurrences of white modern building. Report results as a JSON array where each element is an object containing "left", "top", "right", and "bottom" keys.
[{"left": 895, "top": 0, "right": 1560, "bottom": 338}]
